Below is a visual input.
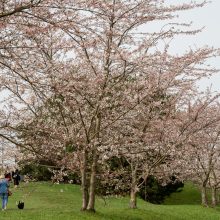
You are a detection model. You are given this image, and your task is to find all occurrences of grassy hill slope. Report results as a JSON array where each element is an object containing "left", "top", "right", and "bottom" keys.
[{"left": 0, "top": 182, "right": 219, "bottom": 220}]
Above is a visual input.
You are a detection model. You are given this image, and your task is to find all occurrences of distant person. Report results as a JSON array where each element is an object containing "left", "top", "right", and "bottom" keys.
[
  {"left": 12, "top": 169, "right": 20, "bottom": 188},
  {"left": 0, "top": 174, "right": 10, "bottom": 211}
]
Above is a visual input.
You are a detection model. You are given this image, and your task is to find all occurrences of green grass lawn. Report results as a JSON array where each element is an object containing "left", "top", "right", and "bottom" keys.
[{"left": 0, "top": 182, "right": 219, "bottom": 220}]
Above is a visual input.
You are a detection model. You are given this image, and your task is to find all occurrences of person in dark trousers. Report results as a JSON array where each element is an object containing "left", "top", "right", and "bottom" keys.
[
  {"left": 12, "top": 169, "right": 20, "bottom": 188},
  {"left": 0, "top": 174, "right": 10, "bottom": 211}
]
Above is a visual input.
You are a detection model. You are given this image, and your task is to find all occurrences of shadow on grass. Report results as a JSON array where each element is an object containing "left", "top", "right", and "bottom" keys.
[{"left": 89, "top": 208, "right": 183, "bottom": 220}]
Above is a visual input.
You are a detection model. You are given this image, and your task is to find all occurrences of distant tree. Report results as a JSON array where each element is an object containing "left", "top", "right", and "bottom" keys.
[{"left": 178, "top": 96, "right": 220, "bottom": 207}]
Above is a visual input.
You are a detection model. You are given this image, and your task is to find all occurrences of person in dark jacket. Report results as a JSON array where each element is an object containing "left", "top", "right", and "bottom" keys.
[
  {"left": 0, "top": 174, "right": 10, "bottom": 211},
  {"left": 12, "top": 169, "right": 20, "bottom": 188}
]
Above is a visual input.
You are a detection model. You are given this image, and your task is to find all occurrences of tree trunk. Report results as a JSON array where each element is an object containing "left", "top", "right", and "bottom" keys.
[
  {"left": 130, "top": 189, "right": 137, "bottom": 209},
  {"left": 87, "top": 153, "right": 97, "bottom": 212},
  {"left": 81, "top": 149, "right": 89, "bottom": 211},
  {"left": 129, "top": 165, "right": 137, "bottom": 209},
  {"left": 201, "top": 186, "right": 208, "bottom": 207},
  {"left": 211, "top": 187, "right": 217, "bottom": 207}
]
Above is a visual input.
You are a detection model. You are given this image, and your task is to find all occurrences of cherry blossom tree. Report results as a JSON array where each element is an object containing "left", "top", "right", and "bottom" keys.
[
  {"left": 177, "top": 95, "right": 220, "bottom": 207},
  {"left": 0, "top": 0, "right": 220, "bottom": 212}
]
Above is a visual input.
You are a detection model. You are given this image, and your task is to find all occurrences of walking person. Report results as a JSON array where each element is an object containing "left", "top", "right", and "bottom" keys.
[
  {"left": 12, "top": 169, "right": 20, "bottom": 188},
  {"left": 0, "top": 174, "right": 10, "bottom": 211}
]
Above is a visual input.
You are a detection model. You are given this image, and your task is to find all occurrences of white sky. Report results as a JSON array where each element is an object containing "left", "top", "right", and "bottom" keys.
[
  {"left": 144, "top": 0, "right": 220, "bottom": 92},
  {"left": 171, "top": 0, "right": 220, "bottom": 92}
]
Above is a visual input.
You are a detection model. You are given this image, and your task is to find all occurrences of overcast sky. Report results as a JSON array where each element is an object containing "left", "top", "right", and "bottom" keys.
[
  {"left": 144, "top": 0, "right": 220, "bottom": 92},
  {"left": 172, "top": 0, "right": 220, "bottom": 92}
]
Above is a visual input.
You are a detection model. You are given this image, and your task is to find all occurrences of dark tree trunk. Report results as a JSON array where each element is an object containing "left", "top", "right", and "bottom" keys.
[{"left": 81, "top": 149, "right": 89, "bottom": 211}]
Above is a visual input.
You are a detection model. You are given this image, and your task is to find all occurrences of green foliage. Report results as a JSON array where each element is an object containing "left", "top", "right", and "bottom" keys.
[
  {"left": 20, "top": 163, "right": 53, "bottom": 181},
  {"left": 65, "top": 142, "right": 77, "bottom": 153},
  {"left": 95, "top": 156, "right": 130, "bottom": 196},
  {"left": 97, "top": 157, "right": 183, "bottom": 203},
  {"left": 107, "top": 156, "right": 130, "bottom": 171},
  {"left": 139, "top": 175, "right": 184, "bottom": 204},
  {"left": 62, "top": 172, "right": 81, "bottom": 184}
]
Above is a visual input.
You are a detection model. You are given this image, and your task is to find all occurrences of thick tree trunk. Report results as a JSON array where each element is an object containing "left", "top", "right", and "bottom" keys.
[
  {"left": 211, "top": 187, "right": 217, "bottom": 207},
  {"left": 129, "top": 166, "right": 137, "bottom": 209},
  {"left": 81, "top": 149, "right": 89, "bottom": 211},
  {"left": 87, "top": 113, "right": 101, "bottom": 212},
  {"left": 201, "top": 186, "right": 208, "bottom": 207},
  {"left": 130, "top": 189, "right": 137, "bottom": 209},
  {"left": 87, "top": 153, "right": 97, "bottom": 212}
]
